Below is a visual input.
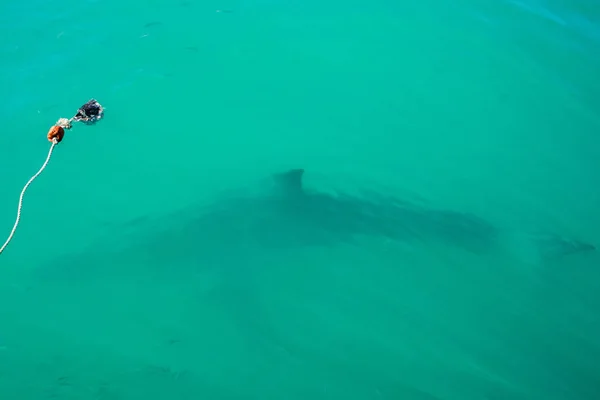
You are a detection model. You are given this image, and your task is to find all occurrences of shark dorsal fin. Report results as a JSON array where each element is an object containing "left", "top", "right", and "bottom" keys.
[{"left": 274, "top": 168, "right": 305, "bottom": 195}]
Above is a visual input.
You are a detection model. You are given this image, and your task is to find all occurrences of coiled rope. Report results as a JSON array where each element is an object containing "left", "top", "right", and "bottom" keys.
[{"left": 0, "top": 139, "right": 58, "bottom": 255}]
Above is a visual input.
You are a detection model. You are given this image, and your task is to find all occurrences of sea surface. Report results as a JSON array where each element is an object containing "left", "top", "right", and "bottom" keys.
[{"left": 1, "top": 0, "right": 599, "bottom": 399}]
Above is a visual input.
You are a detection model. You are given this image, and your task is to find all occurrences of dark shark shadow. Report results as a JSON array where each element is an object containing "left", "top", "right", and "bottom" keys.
[{"left": 28, "top": 167, "right": 596, "bottom": 373}]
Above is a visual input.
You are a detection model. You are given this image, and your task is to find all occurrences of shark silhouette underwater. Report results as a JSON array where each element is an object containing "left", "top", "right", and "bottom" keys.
[
  {"left": 39, "top": 168, "right": 596, "bottom": 282},
  {"left": 31, "top": 168, "right": 597, "bottom": 358}
]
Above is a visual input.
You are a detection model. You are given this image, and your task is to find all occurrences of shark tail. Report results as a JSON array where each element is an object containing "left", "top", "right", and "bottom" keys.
[{"left": 499, "top": 231, "right": 596, "bottom": 266}]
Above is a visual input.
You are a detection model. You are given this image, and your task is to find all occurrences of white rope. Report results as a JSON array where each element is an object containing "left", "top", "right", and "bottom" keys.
[{"left": 0, "top": 139, "right": 58, "bottom": 255}]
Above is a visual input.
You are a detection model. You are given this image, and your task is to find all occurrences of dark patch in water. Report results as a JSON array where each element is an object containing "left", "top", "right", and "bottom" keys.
[{"left": 144, "top": 21, "right": 162, "bottom": 28}]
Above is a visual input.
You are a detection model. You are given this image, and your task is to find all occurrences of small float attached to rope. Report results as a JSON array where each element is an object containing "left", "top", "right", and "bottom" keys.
[{"left": 0, "top": 99, "right": 104, "bottom": 255}]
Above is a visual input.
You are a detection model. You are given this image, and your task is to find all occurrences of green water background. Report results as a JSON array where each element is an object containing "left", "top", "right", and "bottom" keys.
[{"left": 1, "top": 0, "right": 599, "bottom": 398}]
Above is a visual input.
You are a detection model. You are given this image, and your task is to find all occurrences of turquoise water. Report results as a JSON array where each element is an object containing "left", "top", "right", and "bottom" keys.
[{"left": 1, "top": 0, "right": 599, "bottom": 398}]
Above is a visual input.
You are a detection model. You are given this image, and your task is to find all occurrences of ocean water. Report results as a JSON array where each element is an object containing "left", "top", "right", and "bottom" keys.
[{"left": 1, "top": 0, "right": 599, "bottom": 398}]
